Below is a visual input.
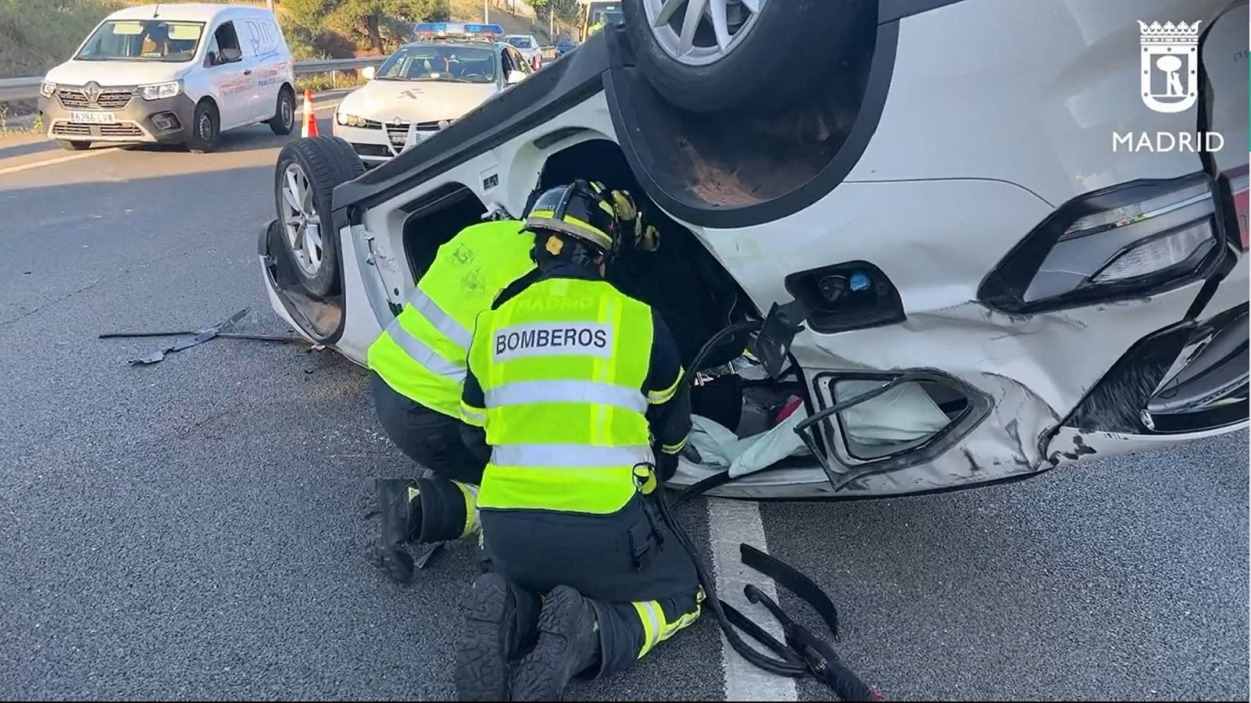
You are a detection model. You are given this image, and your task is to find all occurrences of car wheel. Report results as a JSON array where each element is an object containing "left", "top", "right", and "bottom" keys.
[
  {"left": 58, "top": 140, "right": 91, "bottom": 151},
  {"left": 623, "top": 0, "right": 857, "bottom": 114},
  {"left": 187, "top": 101, "right": 220, "bottom": 153},
  {"left": 274, "top": 136, "right": 365, "bottom": 297},
  {"left": 269, "top": 86, "right": 295, "bottom": 136}
]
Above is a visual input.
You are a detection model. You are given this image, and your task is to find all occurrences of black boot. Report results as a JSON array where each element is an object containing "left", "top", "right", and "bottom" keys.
[
  {"left": 456, "top": 572, "right": 540, "bottom": 701},
  {"left": 510, "top": 585, "right": 600, "bottom": 701},
  {"left": 374, "top": 478, "right": 479, "bottom": 584},
  {"left": 373, "top": 479, "right": 420, "bottom": 584}
]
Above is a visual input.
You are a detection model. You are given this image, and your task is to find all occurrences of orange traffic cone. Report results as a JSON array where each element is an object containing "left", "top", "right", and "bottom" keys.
[{"left": 301, "top": 89, "right": 319, "bottom": 138}]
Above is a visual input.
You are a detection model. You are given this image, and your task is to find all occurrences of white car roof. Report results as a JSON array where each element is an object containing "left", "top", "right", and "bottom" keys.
[{"left": 106, "top": 3, "right": 274, "bottom": 23}]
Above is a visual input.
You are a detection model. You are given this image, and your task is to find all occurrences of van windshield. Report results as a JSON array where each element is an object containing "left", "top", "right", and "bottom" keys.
[
  {"left": 76, "top": 20, "right": 205, "bottom": 62},
  {"left": 376, "top": 45, "right": 497, "bottom": 83}
]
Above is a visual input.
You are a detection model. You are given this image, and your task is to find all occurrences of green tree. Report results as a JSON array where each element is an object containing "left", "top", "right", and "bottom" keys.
[
  {"left": 282, "top": 0, "right": 332, "bottom": 34},
  {"left": 325, "top": 0, "right": 448, "bottom": 53}
]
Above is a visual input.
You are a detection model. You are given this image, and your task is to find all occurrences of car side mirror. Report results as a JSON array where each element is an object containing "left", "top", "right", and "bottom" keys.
[
  {"left": 205, "top": 50, "right": 218, "bottom": 66},
  {"left": 361, "top": 66, "right": 376, "bottom": 80},
  {"left": 507, "top": 70, "right": 525, "bottom": 85}
]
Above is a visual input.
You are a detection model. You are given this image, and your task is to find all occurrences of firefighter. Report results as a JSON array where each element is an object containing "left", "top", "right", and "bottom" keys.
[
  {"left": 366, "top": 216, "right": 536, "bottom": 581},
  {"left": 455, "top": 180, "right": 698, "bottom": 700}
]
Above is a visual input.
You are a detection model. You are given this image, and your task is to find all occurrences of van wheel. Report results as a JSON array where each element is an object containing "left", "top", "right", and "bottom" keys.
[
  {"left": 623, "top": 0, "right": 856, "bottom": 114},
  {"left": 58, "top": 140, "right": 91, "bottom": 151},
  {"left": 187, "top": 101, "right": 220, "bottom": 153},
  {"left": 269, "top": 86, "right": 295, "bottom": 136},
  {"left": 274, "top": 137, "right": 365, "bottom": 297}
]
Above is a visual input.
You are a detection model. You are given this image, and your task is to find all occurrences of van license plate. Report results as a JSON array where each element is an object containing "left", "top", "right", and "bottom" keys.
[{"left": 70, "top": 111, "right": 116, "bottom": 124}]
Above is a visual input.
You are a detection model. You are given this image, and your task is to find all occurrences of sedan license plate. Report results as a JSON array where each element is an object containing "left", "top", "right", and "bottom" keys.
[{"left": 70, "top": 111, "right": 116, "bottom": 124}]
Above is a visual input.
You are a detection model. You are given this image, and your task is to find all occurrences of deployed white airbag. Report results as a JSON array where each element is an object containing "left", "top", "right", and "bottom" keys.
[
  {"left": 689, "top": 380, "right": 953, "bottom": 477},
  {"left": 689, "top": 409, "right": 810, "bottom": 478}
]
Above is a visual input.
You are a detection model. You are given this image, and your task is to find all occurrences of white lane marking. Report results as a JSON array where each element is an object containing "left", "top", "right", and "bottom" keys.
[
  {"left": 706, "top": 498, "right": 798, "bottom": 702},
  {"left": 0, "top": 147, "right": 118, "bottom": 177}
]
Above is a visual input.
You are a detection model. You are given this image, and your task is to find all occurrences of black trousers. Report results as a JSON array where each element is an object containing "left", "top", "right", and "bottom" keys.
[
  {"left": 481, "top": 496, "right": 702, "bottom": 677},
  {"left": 370, "top": 374, "right": 485, "bottom": 485}
]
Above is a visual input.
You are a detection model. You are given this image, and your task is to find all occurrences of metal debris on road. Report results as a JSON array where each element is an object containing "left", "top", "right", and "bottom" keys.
[{"left": 98, "top": 308, "right": 308, "bottom": 365}]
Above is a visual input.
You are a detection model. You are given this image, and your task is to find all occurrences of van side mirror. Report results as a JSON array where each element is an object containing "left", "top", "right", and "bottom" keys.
[
  {"left": 507, "top": 70, "right": 525, "bottom": 85},
  {"left": 205, "top": 50, "right": 218, "bottom": 66},
  {"left": 361, "top": 66, "right": 376, "bottom": 80}
]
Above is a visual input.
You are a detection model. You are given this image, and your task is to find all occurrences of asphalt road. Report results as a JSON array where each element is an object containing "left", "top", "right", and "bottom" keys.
[{"left": 0, "top": 122, "right": 1245, "bottom": 700}]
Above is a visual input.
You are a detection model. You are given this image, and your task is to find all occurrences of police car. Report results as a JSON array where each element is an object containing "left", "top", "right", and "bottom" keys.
[
  {"left": 263, "top": 0, "right": 1248, "bottom": 500},
  {"left": 332, "top": 33, "right": 534, "bottom": 165}
]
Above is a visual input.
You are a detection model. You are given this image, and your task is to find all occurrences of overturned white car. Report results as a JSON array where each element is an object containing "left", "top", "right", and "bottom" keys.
[{"left": 261, "top": 0, "right": 1249, "bottom": 499}]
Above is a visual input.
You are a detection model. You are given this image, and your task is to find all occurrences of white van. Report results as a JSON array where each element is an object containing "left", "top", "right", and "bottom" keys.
[{"left": 37, "top": 3, "right": 295, "bottom": 152}]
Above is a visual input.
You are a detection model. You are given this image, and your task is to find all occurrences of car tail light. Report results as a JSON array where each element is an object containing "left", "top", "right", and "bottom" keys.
[
  {"left": 1091, "top": 220, "right": 1215, "bottom": 282},
  {"left": 980, "top": 173, "right": 1230, "bottom": 313}
]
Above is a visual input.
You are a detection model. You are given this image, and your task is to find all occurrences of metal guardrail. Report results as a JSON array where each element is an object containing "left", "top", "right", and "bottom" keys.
[
  {"left": 0, "top": 57, "right": 387, "bottom": 103},
  {"left": 0, "top": 77, "right": 41, "bottom": 102}
]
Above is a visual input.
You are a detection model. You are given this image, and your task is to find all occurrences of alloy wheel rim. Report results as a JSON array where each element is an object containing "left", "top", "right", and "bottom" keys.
[
  {"left": 282, "top": 96, "right": 293, "bottom": 128},
  {"left": 642, "top": 0, "right": 765, "bottom": 67},
  {"left": 199, "top": 113, "right": 213, "bottom": 141},
  {"left": 280, "top": 163, "right": 323, "bottom": 277}
]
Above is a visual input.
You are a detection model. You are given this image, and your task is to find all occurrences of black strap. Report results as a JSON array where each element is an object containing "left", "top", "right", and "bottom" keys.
[
  {"left": 673, "top": 470, "right": 734, "bottom": 507},
  {"left": 788, "top": 626, "right": 879, "bottom": 701},
  {"left": 741, "top": 543, "right": 840, "bottom": 641},
  {"left": 720, "top": 600, "right": 804, "bottom": 669}
]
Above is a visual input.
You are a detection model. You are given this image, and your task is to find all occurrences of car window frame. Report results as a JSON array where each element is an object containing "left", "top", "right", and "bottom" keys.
[{"left": 207, "top": 20, "right": 244, "bottom": 67}]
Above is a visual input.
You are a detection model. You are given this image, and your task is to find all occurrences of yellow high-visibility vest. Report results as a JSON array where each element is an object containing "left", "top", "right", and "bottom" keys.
[
  {"left": 464, "top": 277, "right": 656, "bottom": 514},
  {"left": 367, "top": 220, "right": 535, "bottom": 417}
]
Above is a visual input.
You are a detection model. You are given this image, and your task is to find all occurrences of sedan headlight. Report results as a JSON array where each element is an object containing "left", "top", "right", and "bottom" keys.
[
  {"left": 336, "top": 112, "right": 370, "bottom": 127},
  {"left": 140, "top": 81, "right": 181, "bottom": 101},
  {"left": 980, "top": 173, "right": 1227, "bottom": 313},
  {"left": 39, "top": 81, "right": 56, "bottom": 98}
]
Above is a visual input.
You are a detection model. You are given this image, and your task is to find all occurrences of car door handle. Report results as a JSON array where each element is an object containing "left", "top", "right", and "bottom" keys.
[{"left": 243, "top": 69, "right": 253, "bottom": 75}]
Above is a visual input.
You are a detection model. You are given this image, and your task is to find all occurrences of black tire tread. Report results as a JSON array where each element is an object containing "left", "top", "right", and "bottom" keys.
[
  {"left": 187, "top": 100, "right": 219, "bottom": 153},
  {"left": 268, "top": 85, "right": 295, "bottom": 136},
  {"left": 272, "top": 136, "right": 361, "bottom": 296}
]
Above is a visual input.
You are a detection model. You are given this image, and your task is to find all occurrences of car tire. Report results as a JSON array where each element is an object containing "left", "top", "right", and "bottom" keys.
[
  {"left": 186, "top": 100, "right": 220, "bottom": 153},
  {"left": 274, "top": 136, "right": 365, "bottom": 297},
  {"left": 58, "top": 140, "right": 91, "bottom": 151},
  {"left": 622, "top": 0, "right": 858, "bottom": 114},
  {"left": 268, "top": 86, "right": 295, "bottom": 136}
]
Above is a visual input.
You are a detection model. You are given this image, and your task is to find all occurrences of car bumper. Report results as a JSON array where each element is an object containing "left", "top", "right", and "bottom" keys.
[
  {"left": 333, "top": 122, "right": 442, "bottom": 165},
  {"left": 38, "top": 93, "right": 197, "bottom": 144}
]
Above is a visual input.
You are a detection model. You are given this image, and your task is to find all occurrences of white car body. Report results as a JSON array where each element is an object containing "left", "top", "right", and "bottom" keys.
[
  {"left": 263, "top": 0, "right": 1249, "bottom": 500},
  {"left": 39, "top": 3, "right": 293, "bottom": 145},
  {"left": 333, "top": 41, "right": 534, "bottom": 165}
]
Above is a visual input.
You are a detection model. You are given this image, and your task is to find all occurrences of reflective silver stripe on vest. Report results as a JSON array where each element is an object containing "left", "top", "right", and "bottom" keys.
[
  {"left": 491, "top": 444, "right": 653, "bottom": 468},
  {"left": 386, "top": 318, "right": 466, "bottom": 381},
  {"left": 407, "top": 288, "right": 473, "bottom": 349},
  {"left": 484, "top": 380, "right": 647, "bottom": 414}
]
